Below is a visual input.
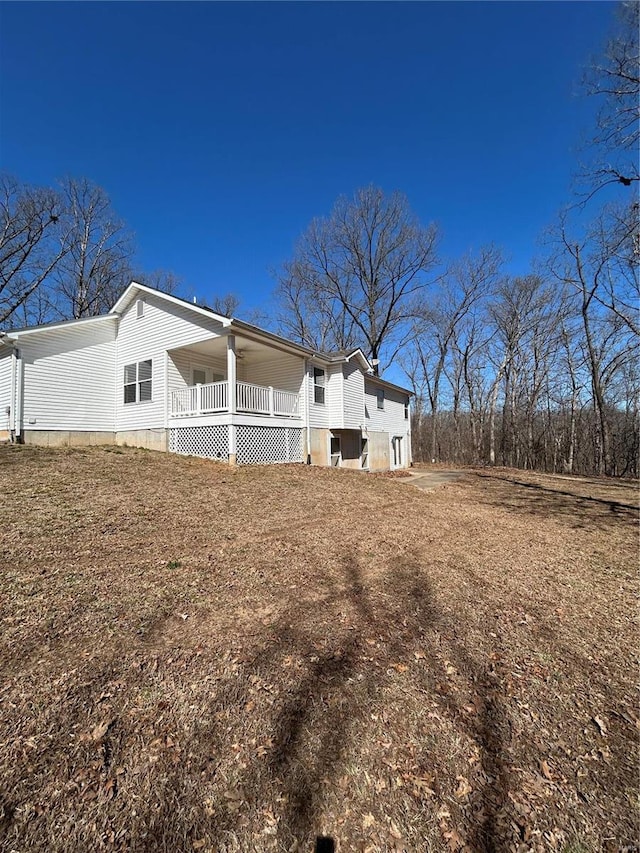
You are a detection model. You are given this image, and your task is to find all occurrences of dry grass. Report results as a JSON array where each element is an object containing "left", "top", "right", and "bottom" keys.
[{"left": 0, "top": 445, "right": 638, "bottom": 853}]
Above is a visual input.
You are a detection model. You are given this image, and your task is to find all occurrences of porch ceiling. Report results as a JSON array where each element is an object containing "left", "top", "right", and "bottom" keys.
[{"left": 169, "top": 334, "right": 296, "bottom": 365}]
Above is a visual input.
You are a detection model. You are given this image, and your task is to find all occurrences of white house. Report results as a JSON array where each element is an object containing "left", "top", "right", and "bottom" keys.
[{"left": 0, "top": 282, "right": 412, "bottom": 470}]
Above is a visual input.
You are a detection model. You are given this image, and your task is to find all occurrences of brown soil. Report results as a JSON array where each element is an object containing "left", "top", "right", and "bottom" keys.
[{"left": 0, "top": 445, "right": 637, "bottom": 853}]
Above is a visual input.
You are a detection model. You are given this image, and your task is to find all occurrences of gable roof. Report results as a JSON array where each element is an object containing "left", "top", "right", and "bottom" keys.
[{"left": 112, "top": 281, "right": 233, "bottom": 327}]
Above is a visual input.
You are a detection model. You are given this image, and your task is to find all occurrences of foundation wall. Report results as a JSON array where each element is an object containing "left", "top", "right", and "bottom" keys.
[
  {"left": 22, "top": 429, "right": 169, "bottom": 452},
  {"left": 22, "top": 430, "right": 116, "bottom": 448},
  {"left": 116, "top": 429, "right": 168, "bottom": 452}
]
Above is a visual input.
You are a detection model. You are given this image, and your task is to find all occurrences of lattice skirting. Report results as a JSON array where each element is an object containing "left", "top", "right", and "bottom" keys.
[
  {"left": 169, "top": 425, "right": 304, "bottom": 465},
  {"left": 236, "top": 425, "right": 304, "bottom": 465},
  {"left": 169, "top": 425, "right": 229, "bottom": 461}
]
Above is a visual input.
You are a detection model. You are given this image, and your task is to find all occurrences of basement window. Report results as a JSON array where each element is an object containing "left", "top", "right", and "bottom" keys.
[{"left": 124, "top": 360, "right": 152, "bottom": 404}]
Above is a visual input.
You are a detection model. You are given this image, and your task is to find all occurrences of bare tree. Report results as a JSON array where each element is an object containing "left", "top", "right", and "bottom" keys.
[
  {"left": 0, "top": 175, "right": 68, "bottom": 327},
  {"left": 133, "top": 269, "right": 181, "bottom": 296},
  {"left": 413, "top": 246, "right": 502, "bottom": 461},
  {"left": 208, "top": 293, "right": 240, "bottom": 317},
  {"left": 551, "top": 208, "right": 639, "bottom": 475},
  {"left": 51, "top": 177, "right": 135, "bottom": 319},
  {"left": 276, "top": 186, "right": 439, "bottom": 371},
  {"left": 581, "top": 1, "right": 639, "bottom": 197}
]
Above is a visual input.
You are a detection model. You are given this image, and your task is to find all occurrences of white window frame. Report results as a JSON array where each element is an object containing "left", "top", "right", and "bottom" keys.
[
  {"left": 313, "top": 367, "right": 326, "bottom": 405},
  {"left": 124, "top": 359, "right": 152, "bottom": 404},
  {"left": 376, "top": 388, "right": 385, "bottom": 410},
  {"left": 136, "top": 298, "right": 145, "bottom": 318},
  {"left": 404, "top": 400, "right": 409, "bottom": 420}
]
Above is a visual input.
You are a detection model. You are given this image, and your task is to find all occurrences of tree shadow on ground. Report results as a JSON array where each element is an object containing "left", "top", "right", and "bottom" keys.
[
  {"left": 174, "top": 550, "right": 518, "bottom": 852},
  {"left": 474, "top": 472, "right": 638, "bottom": 530},
  {"left": 3, "top": 546, "right": 635, "bottom": 852}
]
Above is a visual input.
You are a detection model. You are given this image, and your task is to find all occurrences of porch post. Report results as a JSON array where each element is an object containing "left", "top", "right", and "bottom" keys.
[
  {"left": 227, "top": 334, "right": 237, "bottom": 414},
  {"left": 227, "top": 335, "right": 237, "bottom": 465}
]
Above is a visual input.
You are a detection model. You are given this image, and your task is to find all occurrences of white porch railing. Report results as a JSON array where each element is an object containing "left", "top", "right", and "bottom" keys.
[
  {"left": 170, "top": 381, "right": 300, "bottom": 418},
  {"left": 171, "top": 381, "right": 228, "bottom": 416},
  {"left": 237, "top": 381, "right": 270, "bottom": 414}
]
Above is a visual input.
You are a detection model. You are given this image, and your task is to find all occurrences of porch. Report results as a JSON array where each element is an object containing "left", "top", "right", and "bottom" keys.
[{"left": 170, "top": 381, "right": 301, "bottom": 418}]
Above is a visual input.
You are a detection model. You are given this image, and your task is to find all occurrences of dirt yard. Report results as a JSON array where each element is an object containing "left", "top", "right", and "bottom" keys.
[{"left": 0, "top": 446, "right": 637, "bottom": 853}]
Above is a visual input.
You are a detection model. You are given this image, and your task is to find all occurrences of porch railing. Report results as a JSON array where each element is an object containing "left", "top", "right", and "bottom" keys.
[
  {"left": 170, "top": 381, "right": 300, "bottom": 418},
  {"left": 171, "top": 381, "right": 228, "bottom": 416}
]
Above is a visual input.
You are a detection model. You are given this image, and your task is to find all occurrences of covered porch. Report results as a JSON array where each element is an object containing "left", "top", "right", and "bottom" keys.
[{"left": 167, "top": 331, "right": 304, "bottom": 421}]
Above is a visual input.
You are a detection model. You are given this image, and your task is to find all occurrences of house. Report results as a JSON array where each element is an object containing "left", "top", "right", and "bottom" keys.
[{"left": 0, "top": 282, "right": 412, "bottom": 470}]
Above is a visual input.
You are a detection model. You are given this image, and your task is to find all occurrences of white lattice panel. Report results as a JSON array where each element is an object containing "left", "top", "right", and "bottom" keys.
[
  {"left": 169, "top": 425, "right": 229, "bottom": 460},
  {"left": 236, "top": 426, "right": 303, "bottom": 465}
]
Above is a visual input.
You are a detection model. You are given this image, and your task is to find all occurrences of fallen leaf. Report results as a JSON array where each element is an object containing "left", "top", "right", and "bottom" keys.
[
  {"left": 540, "top": 759, "right": 553, "bottom": 781},
  {"left": 593, "top": 715, "right": 608, "bottom": 737},
  {"left": 389, "top": 821, "right": 402, "bottom": 839},
  {"left": 444, "top": 828, "right": 467, "bottom": 851},
  {"left": 362, "top": 812, "right": 375, "bottom": 829},
  {"left": 91, "top": 718, "right": 115, "bottom": 742},
  {"left": 455, "top": 776, "right": 472, "bottom": 798},
  {"left": 192, "top": 840, "right": 206, "bottom": 850}
]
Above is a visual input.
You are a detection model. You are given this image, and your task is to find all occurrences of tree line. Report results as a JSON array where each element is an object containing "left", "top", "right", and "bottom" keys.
[{"left": 273, "top": 3, "right": 638, "bottom": 477}]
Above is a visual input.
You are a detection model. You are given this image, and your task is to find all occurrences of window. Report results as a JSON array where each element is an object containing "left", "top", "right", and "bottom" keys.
[
  {"left": 376, "top": 388, "right": 385, "bottom": 410},
  {"left": 313, "top": 367, "right": 325, "bottom": 405},
  {"left": 124, "top": 360, "right": 152, "bottom": 404},
  {"left": 136, "top": 299, "right": 145, "bottom": 318},
  {"left": 404, "top": 401, "right": 409, "bottom": 420}
]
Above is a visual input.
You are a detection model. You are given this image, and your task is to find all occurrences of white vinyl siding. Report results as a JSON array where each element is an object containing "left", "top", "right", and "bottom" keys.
[
  {"left": 365, "top": 380, "right": 411, "bottom": 439},
  {"left": 327, "top": 365, "right": 343, "bottom": 427},
  {"left": 19, "top": 321, "right": 117, "bottom": 431},
  {"left": 242, "top": 351, "right": 304, "bottom": 394},
  {"left": 116, "top": 292, "right": 225, "bottom": 431},
  {"left": 342, "top": 361, "right": 365, "bottom": 429},
  {"left": 307, "top": 363, "right": 329, "bottom": 428},
  {"left": 0, "top": 349, "right": 12, "bottom": 433}
]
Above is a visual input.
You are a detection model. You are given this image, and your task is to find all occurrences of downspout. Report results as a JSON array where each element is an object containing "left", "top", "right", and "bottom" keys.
[
  {"left": 12, "top": 346, "right": 23, "bottom": 443},
  {"left": 10, "top": 348, "right": 16, "bottom": 439},
  {"left": 304, "top": 359, "right": 311, "bottom": 464}
]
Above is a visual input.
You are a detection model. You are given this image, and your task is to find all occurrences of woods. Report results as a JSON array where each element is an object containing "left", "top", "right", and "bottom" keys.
[{"left": 275, "top": 3, "right": 639, "bottom": 478}]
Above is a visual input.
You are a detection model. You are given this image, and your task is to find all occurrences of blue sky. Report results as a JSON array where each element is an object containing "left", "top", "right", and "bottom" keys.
[{"left": 0, "top": 1, "right": 615, "bottom": 316}]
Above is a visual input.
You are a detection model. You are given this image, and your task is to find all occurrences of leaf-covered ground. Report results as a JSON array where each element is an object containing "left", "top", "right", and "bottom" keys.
[{"left": 0, "top": 446, "right": 637, "bottom": 853}]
